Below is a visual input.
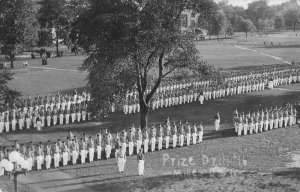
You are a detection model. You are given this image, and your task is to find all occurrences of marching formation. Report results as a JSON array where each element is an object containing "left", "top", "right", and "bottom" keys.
[
  {"left": 0, "top": 90, "right": 91, "bottom": 133},
  {"left": 0, "top": 118, "right": 205, "bottom": 175},
  {"left": 121, "top": 65, "right": 300, "bottom": 114},
  {"left": 233, "top": 103, "right": 298, "bottom": 136},
  {"left": 1, "top": 65, "right": 300, "bottom": 134}
]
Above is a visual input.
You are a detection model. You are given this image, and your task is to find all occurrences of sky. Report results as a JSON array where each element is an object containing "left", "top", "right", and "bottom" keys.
[{"left": 214, "top": 0, "right": 292, "bottom": 8}]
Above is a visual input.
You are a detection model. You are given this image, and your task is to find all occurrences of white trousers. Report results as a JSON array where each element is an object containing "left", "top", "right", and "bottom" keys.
[
  {"left": 144, "top": 139, "right": 149, "bottom": 153},
  {"left": 59, "top": 114, "right": 64, "bottom": 125},
  {"left": 37, "top": 155, "right": 43, "bottom": 170},
  {"left": 136, "top": 140, "right": 142, "bottom": 154},
  {"left": 97, "top": 146, "right": 102, "bottom": 160},
  {"left": 158, "top": 137, "right": 162, "bottom": 150},
  {"left": 151, "top": 138, "right": 156, "bottom": 152},
  {"left": 186, "top": 133, "right": 191, "bottom": 146},
  {"left": 138, "top": 160, "right": 144, "bottom": 175},
  {"left": 0, "top": 167, "right": 4, "bottom": 176},
  {"left": 118, "top": 158, "right": 126, "bottom": 172},
  {"left": 81, "top": 150, "right": 86, "bottom": 164},
  {"left": 72, "top": 151, "right": 78, "bottom": 165},
  {"left": 0, "top": 122, "right": 3, "bottom": 133},
  {"left": 63, "top": 152, "right": 68, "bottom": 166},
  {"left": 172, "top": 135, "right": 177, "bottom": 148},
  {"left": 53, "top": 115, "right": 57, "bottom": 125},
  {"left": 215, "top": 120, "right": 220, "bottom": 131},
  {"left": 129, "top": 142, "right": 134, "bottom": 156},
  {"left": 47, "top": 116, "right": 51, "bottom": 126},
  {"left": 198, "top": 132, "right": 203, "bottom": 143},
  {"left": 165, "top": 136, "right": 170, "bottom": 149},
  {"left": 11, "top": 119, "right": 16, "bottom": 131},
  {"left": 65, "top": 114, "right": 70, "bottom": 124},
  {"left": 105, "top": 145, "right": 111, "bottom": 159},
  {"left": 192, "top": 133, "right": 197, "bottom": 145},
  {"left": 26, "top": 118, "right": 31, "bottom": 129},
  {"left": 89, "top": 148, "right": 94, "bottom": 162},
  {"left": 179, "top": 135, "right": 184, "bottom": 147},
  {"left": 121, "top": 143, "right": 127, "bottom": 154},
  {"left": 54, "top": 153, "right": 60, "bottom": 168},
  {"left": 45, "top": 155, "right": 51, "bottom": 169}
]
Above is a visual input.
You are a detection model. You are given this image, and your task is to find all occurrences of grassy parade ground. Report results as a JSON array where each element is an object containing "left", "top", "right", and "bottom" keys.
[{"left": 1, "top": 32, "right": 300, "bottom": 192}]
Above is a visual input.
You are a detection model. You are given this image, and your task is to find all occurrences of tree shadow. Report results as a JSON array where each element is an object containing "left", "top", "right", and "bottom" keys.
[
  {"left": 256, "top": 45, "right": 300, "bottom": 49},
  {"left": 273, "top": 168, "right": 300, "bottom": 180},
  {"left": 204, "top": 128, "right": 237, "bottom": 141}
]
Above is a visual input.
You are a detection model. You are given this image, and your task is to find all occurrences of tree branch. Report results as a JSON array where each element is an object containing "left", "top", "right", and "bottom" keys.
[{"left": 145, "top": 51, "right": 164, "bottom": 103}]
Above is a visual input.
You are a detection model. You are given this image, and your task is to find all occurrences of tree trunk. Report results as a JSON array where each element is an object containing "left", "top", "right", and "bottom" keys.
[
  {"left": 246, "top": 32, "right": 248, "bottom": 38},
  {"left": 10, "top": 52, "right": 14, "bottom": 68},
  {"left": 56, "top": 33, "right": 59, "bottom": 57},
  {"left": 140, "top": 103, "right": 149, "bottom": 130},
  {"left": 13, "top": 173, "right": 18, "bottom": 192},
  {"left": 294, "top": 24, "right": 296, "bottom": 32}
]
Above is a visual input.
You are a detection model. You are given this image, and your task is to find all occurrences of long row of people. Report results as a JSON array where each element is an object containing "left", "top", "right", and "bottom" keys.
[
  {"left": 0, "top": 90, "right": 92, "bottom": 133},
  {"left": 1, "top": 65, "right": 300, "bottom": 133},
  {"left": 122, "top": 65, "right": 300, "bottom": 114},
  {"left": 0, "top": 119, "right": 205, "bottom": 173},
  {"left": 233, "top": 103, "right": 298, "bottom": 136}
]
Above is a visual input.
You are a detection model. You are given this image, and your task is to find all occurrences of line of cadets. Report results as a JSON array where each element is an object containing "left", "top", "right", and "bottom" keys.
[
  {"left": 0, "top": 118, "right": 204, "bottom": 172},
  {"left": 233, "top": 103, "right": 298, "bottom": 136},
  {"left": 0, "top": 90, "right": 92, "bottom": 133},
  {"left": 1, "top": 65, "right": 300, "bottom": 133},
  {"left": 121, "top": 65, "right": 300, "bottom": 115}
]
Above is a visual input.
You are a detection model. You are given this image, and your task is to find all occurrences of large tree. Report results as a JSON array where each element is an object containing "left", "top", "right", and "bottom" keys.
[
  {"left": 246, "top": 0, "right": 271, "bottom": 28},
  {"left": 274, "top": 14, "right": 285, "bottom": 29},
  {"left": 218, "top": 0, "right": 246, "bottom": 32},
  {"left": 235, "top": 17, "right": 256, "bottom": 37},
  {"left": 0, "top": 0, "right": 39, "bottom": 68},
  {"left": 207, "top": 10, "right": 231, "bottom": 37},
  {"left": 284, "top": 8, "right": 300, "bottom": 32},
  {"left": 257, "top": 19, "right": 274, "bottom": 32},
  {"left": 73, "top": 0, "right": 217, "bottom": 129},
  {"left": 38, "top": 0, "right": 69, "bottom": 56}
]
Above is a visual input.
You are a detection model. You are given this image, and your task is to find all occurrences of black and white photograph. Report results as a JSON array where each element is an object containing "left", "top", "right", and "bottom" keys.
[{"left": 0, "top": 0, "right": 300, "bottom": 191}]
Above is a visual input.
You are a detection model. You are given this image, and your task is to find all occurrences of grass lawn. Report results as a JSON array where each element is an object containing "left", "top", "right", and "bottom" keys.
[
  {"left": 5, "top": 31, "right": 300, "bottom": 98},
  {"left": 1, "top": 31, "right": 300, "bottom": 192},
  {"left": 0, "top": 85, "right": 299, "bottom": 192},
  {"left": 7, "top": 55, "right": 87, "bottom": 97},
  {"left": 195, "top": 31, "right": 300, "bottom": 68}
]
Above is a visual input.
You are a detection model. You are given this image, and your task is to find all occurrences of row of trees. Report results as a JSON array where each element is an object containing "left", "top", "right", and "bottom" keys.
[
  {"left": 0, "top": 0, "right": 88, "bottom": 68},
  {"left": 1, "top": 0, "right": 299, "bottom": 69},
  {"left": 217, "top": 0, "right": 300, "bottom": 37}
]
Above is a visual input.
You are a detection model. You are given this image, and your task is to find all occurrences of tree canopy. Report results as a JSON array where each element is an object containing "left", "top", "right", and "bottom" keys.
[
  {"left": 0, "top": 0, "right": 39, "bottom": 68},
  {"left": 72, "top": 0, "right": 218, "bottom": 128}
]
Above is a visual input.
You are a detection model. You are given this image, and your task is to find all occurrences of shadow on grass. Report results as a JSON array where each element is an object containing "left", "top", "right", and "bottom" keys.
[
  {"left": 204, "top": 128, "right": 236, "bottom": 141},
  {"left": 256, "top": 45, "right": 300, "bottom": 49},
  {"left": 273, "top": 168, "right": 300, "bottom": 180},
  {"left": 47, "top": 86, "right": 87, "bottom": 96},
  {"left": 62, "top": 173, "right": 218, "bottom": 192}
]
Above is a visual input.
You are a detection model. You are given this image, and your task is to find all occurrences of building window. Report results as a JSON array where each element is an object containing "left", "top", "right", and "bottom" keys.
[{"left": 181, "top": 14, "right": 188, "bottom": 28}]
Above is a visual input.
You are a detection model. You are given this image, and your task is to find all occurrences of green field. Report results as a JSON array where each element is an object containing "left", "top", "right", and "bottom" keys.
[
  {"left": 7, "top": 31, "right": 300, "bottom": 97},
  {"left": 1, "top": 84, "right": 300, "bottom": 192}
]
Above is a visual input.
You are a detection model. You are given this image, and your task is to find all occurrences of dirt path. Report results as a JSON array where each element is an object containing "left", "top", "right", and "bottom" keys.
[{"left": 234, "top": 45, "right": 292, "bottom": 65}]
